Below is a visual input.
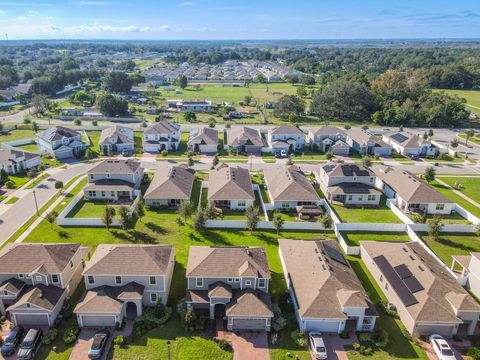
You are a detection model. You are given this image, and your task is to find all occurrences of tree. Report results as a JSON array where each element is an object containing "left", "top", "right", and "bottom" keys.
[
  {"left": 273, "top": 95, "right": 305, "bottom": 119},
  {"left": 177, "top": 75, "right": 188, "bottom": 89},
  {"left": 325, "top": 151, "right": 334, "bottom": 160},
  {"left": 423, "top": 131, "right": 428, "bottom": 140},
  {"left": 428, "top": 129, "right": 434, "bottom": 138},
  {"left": 344, "top": 124, "right": 351, "bottom": 130},
  {"left": 118, "top": 206, "right": 131, "bottom": 230},
  {"left": 244, "top": 95, "right": 252, "bottom": 106},
  {"left": 193, "top": 208, "right": 207, "bottom": 231},
  {"left": 188, "top": 155, "right": 194, "bottom": 167},
  {"left": 212, "top": 154, "right": 219, "bottom": 168},
  {"left": 423, "top": 166, "right": 436, "bottom": 183},
  {"left": 362, "top": 156, "right": 372, "bottom": 168},
  {"left": 135, "top": 197, "right": 146, "bottom": 223},
  {"left": 74, "top": 119, "right": 82, "bottom": 126},
  {"left": 464, "top": 129, "right": 475, "bottom": 146},
  {"left": 54, "top": 180, "right": 64, "bottom": 193},
  {"left": 32, "top": 94, "right": 49, "bottom": 116},
  {"left": 184, "top": 111, "right": 196, "bottom": 122},
  {"left": 45, "top": 210, "right": 58, "bottom": 229},
  {"left": 102, "top": 206, "right": 116, "bottom": 231},
  {"left": 272, "top": 212, "right": 285, "bottom": 235},
  {"left": 427, "top": 216, "right": 443, "bottom": 242},
  {"left": 96, "top": 94, "right": 129, "bottom": 117},
  {"left": 296, "top": 85, "right": 308, "bottom": 97},
  {"left": 32, "top": 121, "right": 39, "bottom": 133},
  {"left": 245, "top": 205, "right": 260, "bottom": 234},
  {"left": 319, "top": 214, "right": 333, "bottom": 233},
  {"left": 450, "top": 138, "right": 459, "bottom": 150},
  {"left": 0, "top": 168, "right": 8, "bottom": 184},
  {"left": 178, "top": 200, "right": 193, "bottom": 223},
  {"left": 102, "top": 71, "right": 133, "bottom": 93}
]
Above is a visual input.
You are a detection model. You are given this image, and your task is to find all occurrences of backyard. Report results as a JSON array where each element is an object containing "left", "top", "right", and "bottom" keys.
[
  {"left": 330, "top": 197, "right": 402, "bottom": 223},
  {"left": 341, "top": 232, "right": 411, "bottom": 247},
  {"left": 420, "top": 233, "right": 480, "bottom": 267},
  {"left": 428, "top": 180, "right": 480, "bottom": 218}
]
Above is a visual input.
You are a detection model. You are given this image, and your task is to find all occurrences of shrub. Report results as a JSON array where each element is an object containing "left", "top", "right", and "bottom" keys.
[
  {"left": 271, "top": 304, "right": 287, "bottom": 332},
  {"left": 92, "top": 120, "right": 98, "bottom": 126},
  {"left": 411, "top": 212, "right": 426, "bottom": 224},
  {"left": 63, "top": 323, "right": 79, "bottom": 345},
  {"left": 113, "top": 335, "right": 125, "bottom": 348},
  {"left": 27, "top": 169, "right": 38, "bottom": 178},
  {"left": 42, "top": 328, "right": 59, "bottom": 345},
  {"left": 358, "top": 332, "right": 372, "bottom": 343},
  {"left": 133, "top": 306, "right": 172, "bottom": 336},
  {"left": 215, "top": 339, "right": 232, "bottom": 352},
  {"left": 5, "top": 180, "right": 15, "bottom": 189},
  {"left": 0, "top": 315, "right": 6, "bottom": 323},
  {"left": 372, "top": 329, "right": 389, "bottom": 348},
  {"left": 279, "top": 292, "right": 294, "bottom": 313},
  {"left": 340, "top": 331, "right": 350, "bottom": 339},
  {"left": 161, "top": 149, "right": 168, "bottom": 157},
  {"left": 467, "top": 347, "right": 480, "bottom": 360},
  {"left": 290, "top": 330, "right": 308, "bottom": 348}
]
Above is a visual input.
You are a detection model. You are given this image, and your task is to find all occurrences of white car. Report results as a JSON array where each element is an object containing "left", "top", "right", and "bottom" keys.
[
  {"left": 309, "top": 332, "right": 327, "bottom": 359},
  {"left": 429, "top": 334, "right": 456, "bottom": 360},
  {"left": 280, "top": 150, "right": 288, "bottom": 158}
]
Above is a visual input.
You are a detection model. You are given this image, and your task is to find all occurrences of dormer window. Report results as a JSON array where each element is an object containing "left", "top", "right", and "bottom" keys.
[
  {"left": 35, "top": 276, "right": 42, "bottom": 282},
  {"left": 3, "top": 290, "right": 7, "bottom": 295},
  {"left": 149, "top": 276, "right": 156, "bottom": 285},
  {"left": 51, "top": 274, "right": 60, "bottom": 284},
  {"left": 70, "top": 261, "right": 73, "bottom": 268},
  {"left": 18, "top": 274, "right": 25, "bottom": 279},
  {"left": 258, "top": 278, "right": 266, "bottom": 288},
  {"left": 26, "top": 303, "right": 31, "bottom": 308},
  {"left": 87, "top": 275, "right": 95, "bottom": 285},
  {"left": 196, "top": 278, "right": 203, "bottom": 287},
  {"left": 115, "top": 276, "right": 122, "bottom": 285}
]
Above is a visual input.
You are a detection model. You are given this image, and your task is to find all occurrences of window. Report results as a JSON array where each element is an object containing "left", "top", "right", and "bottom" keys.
[
  {"left": 385, "top": 283, "right": 388, "bottom": 290},
  {"left": 353, "top": 176, "right": 357, "bottom": 181},
  {"left": 150, "top": 293, "right": 157, "bottom": 303},
  {"left": 70, "top": 261, "right": 73, "bottom": 268},
  {"left": 358, "top": 196, "right": 363, "bottom": 201},
  {"left": 258, "top": 278, "right": 266, "bottom": 288},
  {"left": 111, "top": 191, "right": 115, "bottom": 197},
  {"left": 238, "top": 200, "right": 246, "bottom": 207},
  {"left": 436, "top": 203, "right": 445, "bottom": 211},
  {"left": 149, "top": 276, "right": 156, "bottom": 285},
  {"left": 196, "top": 278, "right": 203, "bottom": 287},
  {"left": 367, "top": 195, "right": 375, "bottom": 201},
  {"left": 26, "top": 303, "right": 31, "bottom": 308},
  {"left": 115, "top": 276, "right": 122, "bottom": 285},
  {"left": 234, "top": 278, "right": 240, "bottom": 283},
  {"left": 369, "top": 177, "right": 374, "bottom": 183},
  {"left": 101, "top": 191, "right": 106, "bottom": 197},
  {"left": 227, "top": 278, "right": 233, "bottom": 283},
  {"left": 3, "top": 290, "right": 7, "bottom": 295},
  {"left": 107, "top": 174, "right": 110, "bottom": 178},
  {"left": 35, "top": 276, "right": 42, "bottom": 282},
  {"left": 51, "top": 274, "right": 60, "bottom": 284},
  {"left": 87, "top": 275, "right": 95, "bottom": 285},
  {"left": 18, "top": 274, "right": 24, "bottom": 279},
  {"left": 245, "top": 280, "right": 252, "bottom": 286},
  {"left": 89, "top": 174, "right": 94, "bottom": 180},
  {"left": 347, "top": 195, "right": 353, "bottom": 201},
  {"left": 379, "top": 275, "right": 383, "bottom": 282},
  {"left": 281, "top": 202, "right": 290, "bottom": 209}
]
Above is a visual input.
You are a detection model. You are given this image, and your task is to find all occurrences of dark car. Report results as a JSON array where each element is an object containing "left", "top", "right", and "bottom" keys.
[
  {"left": 88, "top": 329, "right": 110, "bottom": 359},
  {"left": 17, "top": 328, "right": 43, "bottom": 360},
  {"left": 1, "top": 325, "right": 24, "bottom": 356}
]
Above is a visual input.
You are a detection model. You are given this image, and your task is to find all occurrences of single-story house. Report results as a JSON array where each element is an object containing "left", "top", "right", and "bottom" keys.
[
  {"left": 225, "top": 127, "right": 264, "bottom": 155},
  {"left": 382, "top": 132, "right": 437, "bottom": 157},
  {"left": 167, "top": 100, "right": 212, "bottom": 112},
  {"left": 187, "top": 127, "right": 218, "bottom": 154}
]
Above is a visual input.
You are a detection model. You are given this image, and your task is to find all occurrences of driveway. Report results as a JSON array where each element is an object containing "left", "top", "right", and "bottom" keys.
[
  {"left": 312, "top": 333, "right": 358, "bottom": 360},
  {"left": 419, "top": 338, "right": 465, "bottom": 360},
  {"left": 216, "top": 329, "right": 269, "bottom": 360}
]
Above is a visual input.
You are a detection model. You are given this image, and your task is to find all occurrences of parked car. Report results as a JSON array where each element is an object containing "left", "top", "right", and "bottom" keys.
[
  {"left": 121, "top": 149, "right": 130, "bottom": 157},
  {"left": 88, "top": 329, "right": 110, "bottom": 359},
  {"left": 309, "top": 332, "right": 327, "bottom": 359},
  {"left": 17, "top": 328, "right": 43, "bottom": 360},
  {"left": 280, "top": 150, "right": 288, "bottom": 158},
  {"left": 1, "top": 325, "right": 24, "bottom": 357},
  {"left": 429, "top": 334, "right": 456, "bottom": 360}
]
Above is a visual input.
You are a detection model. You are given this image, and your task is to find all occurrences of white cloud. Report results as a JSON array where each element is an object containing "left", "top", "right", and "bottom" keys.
[
  {"left": 158, "top": 25, "right": 171, "bottom": 31},
  {"left": 180, "top": 2, "right": 194, "bottom": 6},
  {"left": 13, "top": 15, "right": 27, "bottom": 22},
  {"left": 28, "top": 10, "right": 38, "bottom": 14},
  {"left": 0, "top": 10, "right": 5, "bottom": 14},
  {"left": 197, "top": 26, "right": 215, "bottom": 32},
  {"left": 51, "top": 24, "right": 153, "bottom": 33},
  {"left": 45, "top": 15, "right": 53, "bottom": 20}
]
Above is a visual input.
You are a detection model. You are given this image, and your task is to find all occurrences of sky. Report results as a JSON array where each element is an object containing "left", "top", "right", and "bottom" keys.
[{"left": 0, "top": 0, "right": 479, "bottom": 40}]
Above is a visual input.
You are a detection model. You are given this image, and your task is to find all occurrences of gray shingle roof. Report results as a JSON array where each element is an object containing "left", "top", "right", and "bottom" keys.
[
  {"left": 264, "top": 165, "right": 320, "bottom": 202},
  {"left": 99, "top": 125, "right": 134, "bottom": 146},
  {"left": 37, "top": 126, "right": 80, "bottom": 142},
  {"left": 0, "top": 148, "right": 39, "bottom": 166},
  {"left": 323, "top": 163, "right": 375, "bottom": 177},
  {"left": 144, "top": 165, "right": 195, "bottom": 200},
  {"left": 144, "top": 121, "right": 180, "bottom": 135},
  {"left": 270, "top": 125, "right": 304, "bottom": 135},
  {"left": 88, "top": 159, "right": 141, "bottom": 174},
  {"left": 188, "top": 127, "right": 218, "bottom": 146},
  {"left": 207, "top": 164, "right": 255, "bottom": 201},
  {"left": 226, "top": 127, "right": 263, "bottom": 147},
  {"left": 7, "top": 284, "right": 65, "bottom": 311}
]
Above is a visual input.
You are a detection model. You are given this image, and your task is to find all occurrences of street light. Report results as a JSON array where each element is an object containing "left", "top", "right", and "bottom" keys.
[
  {"left": 33, "top": 190, "right": 39, "bottom": 216},
  {"left": 166, "top": 340, "right": 171, "bottom": 360}
]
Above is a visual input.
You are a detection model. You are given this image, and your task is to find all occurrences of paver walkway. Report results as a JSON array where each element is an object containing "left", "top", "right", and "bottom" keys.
[
  {"left": 216, "top": 322, "right": 269, "bottom": 360},
  {"left": 316, "top": 333, "right": 358, "bottom": 360}
]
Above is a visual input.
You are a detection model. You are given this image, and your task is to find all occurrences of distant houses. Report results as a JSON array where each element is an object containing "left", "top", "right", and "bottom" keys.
[{"left": 36, "top": 126, "right": 87, "bottom": 159}]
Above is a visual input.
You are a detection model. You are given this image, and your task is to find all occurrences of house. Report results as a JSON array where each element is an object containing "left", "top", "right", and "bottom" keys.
[
  {"left": 225, "top": 126, "right": 264, "bottom": 154},
  {"left": 99, "top": 125, "right": 134, "bottom": 155},
  {"left": 376, "top": 167, "right": 454, "bottom": 215},
  {"left": 307, "top": 126, "right": 346, "bottom": 153},
  {"left": 0, "top": 148, "right": 41, "bottom": 175},
  {"left": 144, "top": 165, "right": 195, "bottom": 207},
  {"left": 75, "top": 244, "right": 175, "bottom": 327},
  {"left": 84, "top": 159, "right": 144, "bottom": 201},
  {"left": 208, "top": 164, "right": 255, "bottom": 210},
  {"left": 0, "top": 243, "right": 88, "bottom": 327},
  {"left": 186, "top": 246, "right": 273, "bottom": 331},
  {"left": 267, "top": 126, "right": 305, "bottom": 152},
  {"left": 329, "top": 140, "right": 351, "bottom": 156},
  {"left": 263, "top": 165, "right": 321, "bottom": 212},
  {"left": 346, "top": 130, "right": 392, "bottom": 156},
  {"left": 36, "top": 126, "right": 86, "bottom": 159},
  {"left": 318, "top": 164, "right": 382, "bottom": 206},
  {"left": 166, "top": 100, "right": 212, "bottom": 112},
  {"left": 279, "top": 239, "right": 377, "bottom": 333},
  {"left": 382, "top": 132, "right": 437, "bottom": 157},
  {"left": 143, "top": 121, "right": 181, "bottom": 152},
  {"left": 187, "top": 127, "right": 218, "bottom": 154},
  {"left": 451, "top": 253, "right": 480, "bottom": 301},
  {"left": 361, "top": 241, "right": 480, "bottom": 337}
]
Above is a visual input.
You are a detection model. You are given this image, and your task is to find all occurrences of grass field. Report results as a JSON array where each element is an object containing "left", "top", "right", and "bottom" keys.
[
  {"left": 341, "top": 232, "right": 410, "bottom": 247},
  {"left": 67, "top": 199, "right": 124, "bottom": 218},
  {"left": 439, "top": 177, "right": 480, "bottom": 205},
  {"left": 434, "top": 89, "right": 480, "bottom": 115},
  {"left": 330, "top": 197, "right": 402, "bottom": 223},
  {"left": 429, "top": 180, "right": 480, "bottom": 218},
  {"left": 420, "top": 233, "right": 480, "bottom": 267}
]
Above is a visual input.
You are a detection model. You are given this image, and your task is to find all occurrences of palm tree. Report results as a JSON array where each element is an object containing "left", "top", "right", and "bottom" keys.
[{"left": 464, "top": 129, "right": 475, "bottom": 146}]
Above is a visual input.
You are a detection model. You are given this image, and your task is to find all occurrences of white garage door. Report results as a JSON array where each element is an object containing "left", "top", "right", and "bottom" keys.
[
  {"left": 232, "top": 318, "right": 266, "bottom": 331},
  {"left": 305, "top": 320, "right": 341, "bottom": 333},
  {"left": 144, "top": 145, "right": 159, "bottom": 152},
  {"left": 416, "top": 324, "right": 454, "bottom": 337},
  {"left": 13, "top": 313, "right": 50, "bottom": 326},
  {"left": 80, "top": 315, "right": 116, "bottom": 328}
]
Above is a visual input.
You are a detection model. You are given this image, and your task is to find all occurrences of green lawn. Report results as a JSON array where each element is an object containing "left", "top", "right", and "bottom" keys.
[
  {"left": 429, "top": 180, "right": 480, "bottom": 218},
  {"left": 0, "top": 129, "right": 36, "bottom": 142},
  {"left": 267, "top": 210, "right": 298, "bottom": 222},
  {"left": 7, "top": 174, "right": 31, "bottom": 188},
  {"left": 409, "top": 212, "right": 471, "bottom": 224},
  {"left": 331, "top": 197, "right": 401, "bottom": 223},
  {"left": 13, "top": 143, "right": 39, "bottom": 152},
  {"left": 67, "top": 199, "right": 125, "bottom": 218},
  {"left": 458, "top": 132, "right": 480, "bottom": 145},
  {"left": 25, "top": 173, "right": 50, "bottom": 189},
  {"left": 440, "top": 177, "right": 480, "bottom": 205},
  {"left": 5, "top": 196, "right": 18, "bottom": 204},
  {"left": 435, "top": 89, "right": 480, "bottom": 115},
  {"left": 347, "top": 256, "right": 427, "bottom": 360},
  {"left": 341, "top": 232, "right": 410, "bottom": 247},
  {"left": 420, "top": 233, "right": 480, "bottom": 267}
]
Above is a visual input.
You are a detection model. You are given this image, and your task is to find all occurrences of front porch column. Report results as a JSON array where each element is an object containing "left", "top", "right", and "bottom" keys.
[
  {"left": 130, "top": 191, "right": 133, "bottom": 200},
  {"left": 136, "top": 300, "right": 142, "bottom": 316},
  {"left": 0, "top": 299, "right": 6, "bottom": 315},
  {"left": 468, "top": 318, "right": 478, "bottom": 335}
]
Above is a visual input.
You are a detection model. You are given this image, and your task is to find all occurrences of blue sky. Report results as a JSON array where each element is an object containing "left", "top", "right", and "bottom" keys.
[{"left": 0, "top": 0, "right": 479, "bottom": 40}]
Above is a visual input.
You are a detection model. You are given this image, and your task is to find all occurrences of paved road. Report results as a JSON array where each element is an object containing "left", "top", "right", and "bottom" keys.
[{"left": 0, "top": 163, "right": 92, "bottom": 246}]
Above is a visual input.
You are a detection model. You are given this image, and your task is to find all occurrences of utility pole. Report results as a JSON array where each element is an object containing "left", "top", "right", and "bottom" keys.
[
  {"left": 33, "top": 190, "right": 39, "bottom": 216},
  {"left": 166, "top": 340, "right": 171, "bottom": 360}
]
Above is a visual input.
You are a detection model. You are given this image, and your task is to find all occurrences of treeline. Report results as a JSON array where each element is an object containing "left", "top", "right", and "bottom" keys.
[{"left": 275, "top": 69, "right": 468, "bottom": 127}]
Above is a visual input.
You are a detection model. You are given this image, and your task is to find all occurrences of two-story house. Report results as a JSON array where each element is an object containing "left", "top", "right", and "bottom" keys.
[
  {"left": 99, "top": 125, "right": 135, "bottom": 155},
  {"left": 187, "top": 127, "right": 218, "bottom": 154},
  {"left": 267, "top": 125, "right": 305, "bottom": 152},
  {"left": 36, "top": 126, "right": 86, "bottom": 159},
  {"left": 0, "top": 148, "right": 41, "bottom": 175},
  {"left": 382, "top": 131, "right": 437, "bottom": 157},
  {"left": 143, "top": 121, "right": 181, "bottom": 152},
  {"left": 307, "top": 126, "right": 349, "bottom": 154},
  {"left": 84, "top": 159, "right": 144, "bottom": 201},
  {"left": 279, "top": 239, "right": 377, "bottom": 333},
  {"left": 225, "top": 126, "right": 264, "bottom": 155},
  {"left": 345, "top": 129, "right": 392, "bottom": 157},
  {"left": 74, "top": 244, "right": 175, "bottom": 328},
  {"left": 318, "top": 163, "right": 382, "bottom": 206},
  {"left": 207, "top": 164, "right": 255, "bottom": 210},
  {"left": 0, "top": 243, "right": 88, "bottom": 327},
  {"left": 186, "top": 246, "right": 273, "bottom": 331}
]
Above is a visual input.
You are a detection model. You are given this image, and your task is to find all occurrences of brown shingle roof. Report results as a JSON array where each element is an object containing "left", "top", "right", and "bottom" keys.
[
  {"left": 188, "top": 127, "right": 218, "bottom": 146},
  {"left": 84, "top": 244, "right": 174, "bottom": 276},
  {"left": 186, "top": 246, "right": 270, "bottom": 278},
  {"left": 208, "top": 282, "right": 232, "bottom": 298},
  {"left": 99, "top": 125, "right": 134, "bottom": 146},
  {"left": 279, "top": 239, "right": 374, "bottom": 318},
  {"left": 377, "top": 167, "right": 452, "bottom": 204},
  {"left": 270, "top": 125, "right": 304, "bottom": 135},
  {"left": 144, "top": 121, "right": 180, "bottom": 135},
  {"left": 323, "top": 163, "right": 375, "bottom": 177},
  {"left": 207, "top": 164, "right": 255, "bottom": 201},
  {"left": 310, "top": 126, "right": 345, "bottom": 137},
  {"left": 346, "top": 129, "right": 376, "bottom": 145},
  {"left": 226, "top": 127, "right": 263, "bottom": 147},
  {"left": 226, "top": 289, "right": 273, "bottom": 317},
  {"left": 361, "top": 241, "right": 480, "bottom": 323},
  {"left": 0, "top": 278, "right": 26, "bottom": 294},
  {"left": 0, "top": 243, "right": 81, "bottom": 274},
  {"left": 328, "top": 183, "right": 381, "bottom": 196},
  {"left": 264, "top": 165, "right": 320, "bottom": 202},
  {"left": 0, "top": 148, "right": 39, "bottom": 167},
  {"left": 386, "top": 132, "right": 431, "bottom": 148},
  {"left": 73, "top": 284, "right": 143, "bottom": 314},
  {"left": 144, "top": 165, "right": 194, "bottom": 200},
  {"left": 7, "top": 284, "right": 65, "bottom": 311},
  {"left": 88, "top": 159, "right": 141, "bottom": 174}
]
